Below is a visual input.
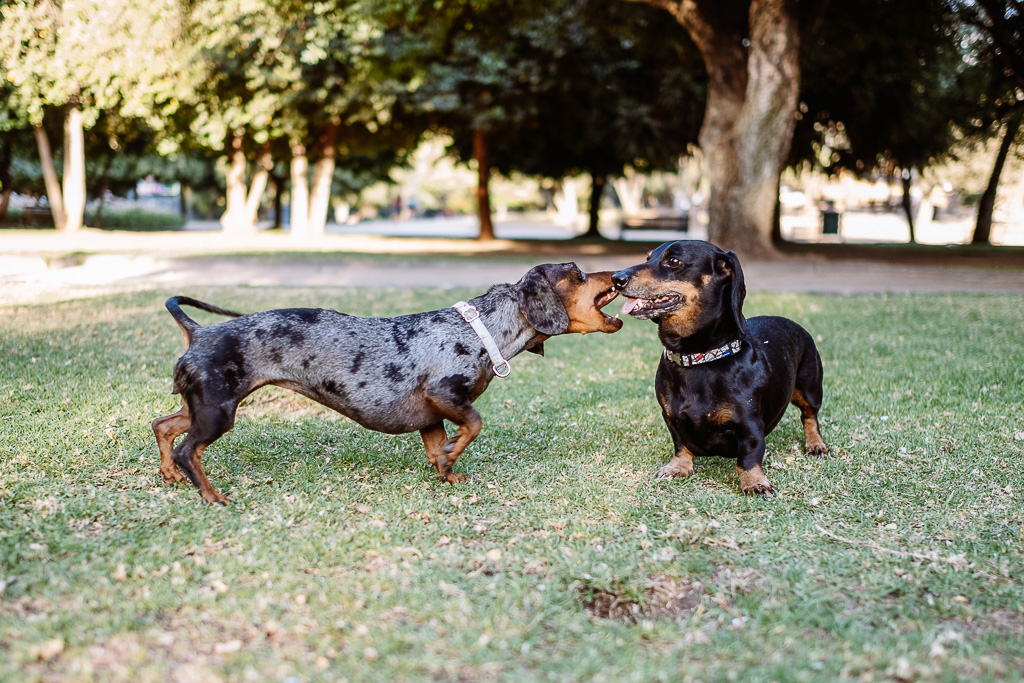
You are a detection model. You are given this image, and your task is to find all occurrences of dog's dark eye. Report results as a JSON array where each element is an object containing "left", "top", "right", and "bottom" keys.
[{"left": 666, "top": 257, "right": 681, "bottom": 268}]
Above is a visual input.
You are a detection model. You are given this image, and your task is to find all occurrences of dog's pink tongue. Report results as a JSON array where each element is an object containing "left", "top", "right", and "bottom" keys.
[{"left": 620, "top": 297, "right": 642, "bottom": 315}]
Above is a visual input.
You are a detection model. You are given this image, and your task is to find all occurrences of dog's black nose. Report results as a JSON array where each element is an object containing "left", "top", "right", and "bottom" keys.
[{"left": 611, "top": 271, "right": 629, "bottom": 290}]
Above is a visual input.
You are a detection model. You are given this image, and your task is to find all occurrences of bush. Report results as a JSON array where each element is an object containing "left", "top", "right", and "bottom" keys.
[{"left": 88, "top": 209, "right": 186, "bottom": 231}]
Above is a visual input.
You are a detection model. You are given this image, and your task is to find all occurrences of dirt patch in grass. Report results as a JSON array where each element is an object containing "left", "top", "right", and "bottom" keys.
[{"left": 581, "top": 574, "right": 703, "bottom": 623}]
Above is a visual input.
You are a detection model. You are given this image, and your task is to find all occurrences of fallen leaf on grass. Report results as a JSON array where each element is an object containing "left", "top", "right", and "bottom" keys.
[
  {"left": 213, "top": 640, "right": 242, "bottom": 654},
  {"left": 33, "top": 638, "right": 64, "bottom": 661}
]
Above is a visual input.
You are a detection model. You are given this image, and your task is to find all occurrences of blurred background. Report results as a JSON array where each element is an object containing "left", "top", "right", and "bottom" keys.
[{"left": 1, "top": 0, "right": 1022, "bottom": 252}]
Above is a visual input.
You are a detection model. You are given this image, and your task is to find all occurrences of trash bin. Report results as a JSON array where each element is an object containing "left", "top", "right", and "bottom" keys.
[
  {"left": 820, "top": 201, "right": 840, "bottom": 235},
  {"left": 821, "top": 210, "right": 840, "bottom": 234}
]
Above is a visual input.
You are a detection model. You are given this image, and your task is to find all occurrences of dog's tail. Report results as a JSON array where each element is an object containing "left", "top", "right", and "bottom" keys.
[{"left": 165, "top": 296, "right": 244, "bottom": 349}]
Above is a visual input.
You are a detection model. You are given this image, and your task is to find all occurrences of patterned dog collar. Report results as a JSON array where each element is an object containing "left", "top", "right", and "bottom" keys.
[{"left": 664, "top": 339, "right": 742, "bottom": 367}]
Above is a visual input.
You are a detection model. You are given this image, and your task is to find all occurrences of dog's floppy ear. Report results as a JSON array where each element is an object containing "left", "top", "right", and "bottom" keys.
[
  {"left": 516, "top": 265, "right": 570, "bottom": 336},
  {"left": 715, "top": 250, "right": 747, "bottom": 335}
]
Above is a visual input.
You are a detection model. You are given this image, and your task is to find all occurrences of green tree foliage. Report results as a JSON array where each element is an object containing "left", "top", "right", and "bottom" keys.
[
  {"left": 376, "top": 0, "right": 705, "bottom": 238},
  {"left": 183, "top": 0, "right": 422, "bottom": 235},
  {"left": 951, "top": 0, "right": 1024, "bottom": 243},
  {"left": 793, "top": 0, "right": 968, "bottom": 239},
  {"left": 0, "top": 0, "right": 185, "bottom": 231}
]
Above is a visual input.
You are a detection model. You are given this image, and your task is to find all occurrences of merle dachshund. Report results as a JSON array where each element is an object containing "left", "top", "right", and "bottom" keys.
[{"left": 153, "top": 263, "right": 622, "bottom": 504}]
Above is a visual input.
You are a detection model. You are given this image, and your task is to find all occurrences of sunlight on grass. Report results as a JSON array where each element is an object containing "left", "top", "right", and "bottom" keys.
[{"left": 1, "top": 288, "right": 1023, "bottom": 681}]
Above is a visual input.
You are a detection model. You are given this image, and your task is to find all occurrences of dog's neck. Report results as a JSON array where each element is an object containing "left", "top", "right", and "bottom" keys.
[
  {"left": 468, "top": 285, "right": 547, "bottom": 359},
  {"left": 657, "top": 314, "right": 743, "bottom": 358}
]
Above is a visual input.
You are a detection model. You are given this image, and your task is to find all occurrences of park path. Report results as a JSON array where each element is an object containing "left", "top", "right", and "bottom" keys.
[{"left": 2, "top": 228, "right": 1023, "bottom": 306}]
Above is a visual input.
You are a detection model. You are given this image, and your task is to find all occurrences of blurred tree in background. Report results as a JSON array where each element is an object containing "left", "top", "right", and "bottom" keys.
[
  {"left": 0, "top": 0, "right": 1021, "bottom": 248},
  {"left": 0, "top": 0, "right": 185, "bottom": 231},
  {"left": 376, "top": 0, "right": 704, "bottom": 238}
]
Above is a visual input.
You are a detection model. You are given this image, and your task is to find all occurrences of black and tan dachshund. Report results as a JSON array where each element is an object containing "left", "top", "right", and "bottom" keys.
[
  {"left": 612, "top": 241, "right": 828, "bottom": 496},
  {"left": 153, "top": 263, "right": 622, "bottom": 504}
]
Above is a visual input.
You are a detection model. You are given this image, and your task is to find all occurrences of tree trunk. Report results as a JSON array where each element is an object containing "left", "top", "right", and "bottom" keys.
[
  {"left": 34, "top": 124, "right": 67, "bottom": 231},
  {"left": 900, "top": 171, "right": 916, "bottom": 243},
  {"left": 554, "top": 178, "right": 580, "bottom": 224},
  {"left": 307, "top": 122, "right": 338, "bottom": 238},
  {"left": 473, "top": 127, "right": 495, "bottom": 240},
  {"left": 271, "top": 174, "right": 284, "bottom": 229},
  {"left": 612, "top": 169, "right": 645, "bottom": 214},
  {"left": 63, "top": 104, "right": 86, "bottom": 232},
  {"left": 973, "top": 108, "right": 1022, "bottom": 245},
  {"left": 289, "top": 141, "right": 310, "bottom": 240},
  {"left": 220, "top": 133, "right": 252, "bottom": 234},
  {"left": 0, "top": 138, "right": 11, "bottom": 223},
  {"left": 244, "top": 143, "right": 273, "bottom": 229},
  {"left": 584, "top": 173, "right": 606, "bottom": 238},
  {"left": 642, "top": 0, "right": 800, "bottom": 258},
  {"left": 90, "top": 154, "right": 114, "bottom": 228},
  {"left": 180, "top": 184, "right": 190, "bottom": 219}
]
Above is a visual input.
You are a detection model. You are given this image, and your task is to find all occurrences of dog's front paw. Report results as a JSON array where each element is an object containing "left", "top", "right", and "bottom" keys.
[
  {"left": 654, "top": 450, "right": 696, "bottom": 480},
  {"left": 200, "top": 489, "right": 231, "bottom": 506},
  {"left": 441, "top": 472, "right": 470, "bottom": 484},
  {"left": 737, "top": 466, "right": 774, "bottom": 498},
  {"left": 655, "top": 462, "right": 694, "bottom": 479},
  {"left": 805, "top": 442, "right": 830, "bottom": 457},
  {"left": 161, "top": 467, "right": 188, "bottom": 485}
]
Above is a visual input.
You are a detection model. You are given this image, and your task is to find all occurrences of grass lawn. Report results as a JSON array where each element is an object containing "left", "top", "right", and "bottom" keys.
[{"left": 1, "top": 286, "right": 1022, "bottom": 681}]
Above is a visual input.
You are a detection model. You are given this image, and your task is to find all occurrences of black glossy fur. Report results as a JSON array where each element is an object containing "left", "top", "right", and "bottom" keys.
[
  {"left": 153, "top": 263, "right": 622, "bottom": 504},
  {"left": 612, "top": 241, "right": 828, "bottom": 496}
]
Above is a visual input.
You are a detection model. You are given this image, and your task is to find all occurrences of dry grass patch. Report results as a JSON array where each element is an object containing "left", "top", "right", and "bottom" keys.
[{"left": 581, "top": 574, "right": 703, "bottom": 623}]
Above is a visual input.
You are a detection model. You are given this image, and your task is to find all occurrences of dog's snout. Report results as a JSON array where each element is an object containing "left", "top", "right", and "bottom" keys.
[{"left": 611, "top": 271, "right": 629, "bottom": 290}]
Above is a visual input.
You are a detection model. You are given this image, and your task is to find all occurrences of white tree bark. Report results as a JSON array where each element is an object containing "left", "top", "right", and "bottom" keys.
[
  {"left": 289, "top": 141, "right": 310, "bottom": 240},
  {"left": 63, "top": 104, "right": 86, "bottom": 232},
  {"left": 244, "top": 146, "right": 273, "bottom": 228},
  {"left": 612, "top": 169, "right": 645, "bottom": 214},
  {"left": 220, "top": 134, "right": 252, "bottom": 234}
]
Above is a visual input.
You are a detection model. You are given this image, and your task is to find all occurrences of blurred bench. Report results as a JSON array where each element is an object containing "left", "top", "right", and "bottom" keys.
[
  {"left": 22, "top": 207, "right": 54, "bottom": 227},
  {"left": 620, "top": 211, "right": 688, "bottom": 232}
]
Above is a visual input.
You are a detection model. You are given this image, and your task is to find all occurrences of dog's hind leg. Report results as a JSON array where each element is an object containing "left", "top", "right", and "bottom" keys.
[
  {"left": 791, "top": 347, "right": 828, "bottom": 456},
  {"left": 152, "top": 399, "right": 191, "bottom": 484},
  {"left": 422, "top": 386, "right": 483, "bottom": 483},
  {"left": 171, "top": 401, "right": 238, "bottom": 505},
  {"left": 791, "top": 388, "right": 828, "bottom": 456}
]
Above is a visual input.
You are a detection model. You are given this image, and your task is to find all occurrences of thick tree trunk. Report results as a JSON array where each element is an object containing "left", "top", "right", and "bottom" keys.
[
  {"left": 289, "top": 141, "right": 310, "bottom": 240},
  {"left": 63, "top": 104, "right": 86, "bottom": 232},
  {"left": 473, "top": 128, "right": 495, "bottom": 241},
  {"left": 220, "top": 134, "right": 252, "bottom": 234},
  {"left": 584, "top": 173, "right": 606, "bottom": 238},
  {"left": 640, "top": 0, "right": 800, "bottom": 258},
  {"left": 973, "top": 108, "right": 1022, "bottom": 245},
  {"left": 900, "top": 171, "right": 916, "bottom": 243},
  {"left": 33, "top": 124, "right": 67, "bottom": 231},
  {"left": 307, "top": 122, "right": 338, "bottom": 238}
]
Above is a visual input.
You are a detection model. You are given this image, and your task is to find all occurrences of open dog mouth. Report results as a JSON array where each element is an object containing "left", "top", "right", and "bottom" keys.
[
  {"left": 595, "top": 287, "right": 623, "bottom": 327},
  {"left": 619, "top": 293, "right": 682, "bottom": 318}
]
